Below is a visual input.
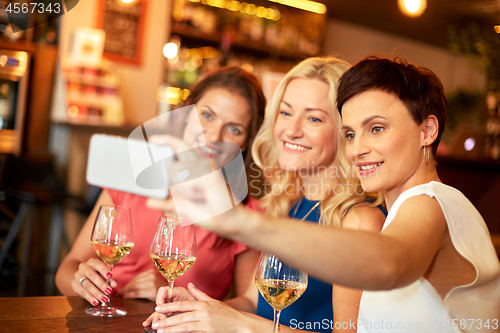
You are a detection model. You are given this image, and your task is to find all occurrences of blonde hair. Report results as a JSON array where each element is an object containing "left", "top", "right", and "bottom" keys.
[{"left": 251, "top": 57, "right": 383, "bottom": 227}]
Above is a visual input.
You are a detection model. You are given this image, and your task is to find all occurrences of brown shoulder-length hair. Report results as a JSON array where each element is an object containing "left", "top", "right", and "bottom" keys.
[
  {"left": 184, "top": 66, "right": 266, "bottom": 172},
  {"left": 337, "top": 55, "right": 447, "bottom": 156}
]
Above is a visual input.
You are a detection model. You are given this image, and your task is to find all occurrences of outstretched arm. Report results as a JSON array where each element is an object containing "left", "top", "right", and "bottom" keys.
[
  {"left": 244, "top": 195, "right": 445, "bottom": 290},
  {"left": 148, "top": 183, "right": 447, "bottom": 291}
]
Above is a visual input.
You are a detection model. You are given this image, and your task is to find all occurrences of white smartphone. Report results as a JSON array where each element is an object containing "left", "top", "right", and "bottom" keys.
[{"left": 86, "top": 134, "right": 174, "bottom": 199}]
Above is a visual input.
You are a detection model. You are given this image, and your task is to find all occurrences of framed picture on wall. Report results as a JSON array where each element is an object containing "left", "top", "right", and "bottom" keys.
[
  {"left": 70, "top": 27, "right": 106, "bottom": 67},
  {"left": 96, "top": 0, "right": 147, "bottom": 66}
]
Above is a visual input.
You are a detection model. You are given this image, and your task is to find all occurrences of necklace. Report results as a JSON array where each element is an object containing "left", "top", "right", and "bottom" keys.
[{"left": 292, "top": 196, "right": 321, "bottom": 222}]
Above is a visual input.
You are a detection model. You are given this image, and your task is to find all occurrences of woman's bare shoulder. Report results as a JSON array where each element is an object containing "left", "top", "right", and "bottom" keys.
[{"left": 342, "top": 203, "right": 386, "bottom": 233}]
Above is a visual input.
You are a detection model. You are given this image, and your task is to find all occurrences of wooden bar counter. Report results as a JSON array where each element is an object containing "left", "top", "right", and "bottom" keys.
[{"left": 0, "top": 296, "right": 155, "bottom": 332}]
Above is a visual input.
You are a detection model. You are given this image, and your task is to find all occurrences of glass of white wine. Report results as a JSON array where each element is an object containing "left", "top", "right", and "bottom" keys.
[
  {"left": 85, "top": 205, "right": 134, "bottom": 317},
  {"left": 255, "top": 253, "right": 308, "bottom": 333},
  {"left": 150, "top": 216, "right": 197, "bottom": 302}
]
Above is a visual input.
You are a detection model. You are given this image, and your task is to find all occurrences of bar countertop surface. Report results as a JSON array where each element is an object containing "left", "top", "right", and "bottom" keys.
[{"left": 0, "top": 296, "right": 156, "bottom": 332}]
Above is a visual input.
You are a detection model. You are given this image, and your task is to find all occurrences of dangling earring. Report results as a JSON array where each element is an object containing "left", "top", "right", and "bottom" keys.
[{"left": 423, "top": 144, "right": 430, "bottom": 164}]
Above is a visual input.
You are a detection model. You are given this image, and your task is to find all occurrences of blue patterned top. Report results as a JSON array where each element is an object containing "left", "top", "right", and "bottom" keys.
[
  {"left": 256, "top": 197, "right": 332, "bottom": 332},
  {"left": 256, "top": 197, "right": 387, "bottom": 332}
]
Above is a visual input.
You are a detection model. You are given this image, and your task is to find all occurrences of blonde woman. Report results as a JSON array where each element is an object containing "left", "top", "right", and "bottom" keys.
[{"left": 145, "top": 57, "right": 386, "bottom": 333}]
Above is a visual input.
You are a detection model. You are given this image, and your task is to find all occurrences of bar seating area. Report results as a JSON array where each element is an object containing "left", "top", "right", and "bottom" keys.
[
  {"left": 0, "top": 1, "right": 499, "bottom": 332},
  {"left": 0, "top": 154, "right": 70, "bottom": 296}
]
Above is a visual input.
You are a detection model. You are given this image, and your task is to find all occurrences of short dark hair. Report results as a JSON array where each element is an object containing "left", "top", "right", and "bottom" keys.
[
  {"left": 337, "top": 56, "right": 447, "bottom": 155},
  {"left": 185, "top": 66, "right": 266, "bottom": 170}
]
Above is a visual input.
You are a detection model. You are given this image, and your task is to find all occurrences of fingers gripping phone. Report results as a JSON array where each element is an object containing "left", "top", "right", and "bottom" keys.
[{"left": 86, "top": 134, "right": 174, "bottom": 199}]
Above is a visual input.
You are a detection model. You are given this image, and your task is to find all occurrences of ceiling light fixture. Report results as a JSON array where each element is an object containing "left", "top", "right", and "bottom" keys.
[
  {"left": 268, "top": 0, "right": 326, "bottom": 14},
  {"left": 398, "top": 0, "right": 426, "bottom": 18}
]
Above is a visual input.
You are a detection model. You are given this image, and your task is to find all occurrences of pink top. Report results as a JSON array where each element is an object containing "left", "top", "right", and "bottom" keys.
[
  {"left": 107, "top": 189, "right": 248, "bottom": 300},
  {"left": 245, "top": 196, "right": 261, "bottom": 212}
]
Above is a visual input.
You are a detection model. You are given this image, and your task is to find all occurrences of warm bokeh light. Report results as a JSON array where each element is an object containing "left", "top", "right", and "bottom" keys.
[
  {"left": 256, "top": 6, "right": 266, "bottom": 17},
  {"left": 0, "top": 55, "right": 7, "bottom": 67},
  {"left": 68, "top": 105, "right": 79, "bottom": 118},
  {"left": 398, "top": 0, "right": 426, "bottom": 18},
  {"left": 268, "top": 0, "right": 326, "bottom": 14},
  {"left": 464, "top": 138, "right": 476, "bottom": 152},
  {"left": 229, "top": 1, "right": 240, "bottom": 11},
  {"left": 242, "top": 63, "right": 253, "bottom": 72},
  {"left": 405, "top": 0, "right": 420, "bottom": 12},
  {"left": 495, "top": 26, "right": 500, "bottom": 33},
  {"left": 195, "top": 0, "right": 279, "bottom": 19},
  {"left": 121, "top": 0, "right": 134, "bottom": 3},
  {"left": 166, "top": 86, "right": 182, "bottom": 105},
  {"left": 180, "top": 89, "right": 190, "bottom": 101},
  {"left": 163, "top": 42, "right": 179, "bottom": 59}
]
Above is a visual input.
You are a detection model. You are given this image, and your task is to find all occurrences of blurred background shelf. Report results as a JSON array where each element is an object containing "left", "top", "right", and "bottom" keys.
[{"left": 171, "top": 22, "right": 315, "bottom": 61}]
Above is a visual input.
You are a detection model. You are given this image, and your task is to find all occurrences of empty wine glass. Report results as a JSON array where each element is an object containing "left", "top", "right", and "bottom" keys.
[
  {"left": 255, "top": 253, "right": 308, "bottom": 333},
  {"left": 85, "top": 205, "right": 134, "bottom": 317}
]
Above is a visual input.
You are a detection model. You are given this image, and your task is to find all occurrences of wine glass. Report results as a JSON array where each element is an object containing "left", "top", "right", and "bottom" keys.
[
  {"left": 150, "top": 216, "right": 197, "bottom": 302},
  {"left": 255, "top": 253, "right": 308, "bottom": 333},
  {"left": 85, "top": 205, "right": 134, "bottom": 317}
]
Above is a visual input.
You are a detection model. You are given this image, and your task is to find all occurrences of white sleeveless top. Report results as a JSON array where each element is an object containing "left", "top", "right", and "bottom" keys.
[{"left": 358, "top": 181, "right": 500, "bottom": 333}]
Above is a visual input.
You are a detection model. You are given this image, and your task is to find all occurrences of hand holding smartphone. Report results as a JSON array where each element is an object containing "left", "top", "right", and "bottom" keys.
[{"left": 86, "top": 134, "right": 174, "bottom": 199}]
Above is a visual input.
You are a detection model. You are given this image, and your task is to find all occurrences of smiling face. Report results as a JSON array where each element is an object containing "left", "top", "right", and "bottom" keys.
[
  {"left": 183, "top": 87, "right": 251, "bottom": 157},
  {"left": 341, "top": 89, "right": 426, "bottom": 196},
  {"left": 273, "top": 78, "right": 337, "bottom": 173}
]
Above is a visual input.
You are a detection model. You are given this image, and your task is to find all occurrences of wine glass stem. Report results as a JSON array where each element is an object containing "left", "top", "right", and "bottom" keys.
[
  {"left": 168, "top": 281, "right": 175, "bottom": 303},
  {"left": 272, "top": 310, "right": 281, "bottom": 333},
  {"left": 102, "top": 265, "right": 113, "bottom": 306}
]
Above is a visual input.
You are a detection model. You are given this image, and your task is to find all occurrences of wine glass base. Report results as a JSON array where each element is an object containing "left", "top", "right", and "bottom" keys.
[{"left": 85, "top": 306, "right": 127, "bottom": 317}]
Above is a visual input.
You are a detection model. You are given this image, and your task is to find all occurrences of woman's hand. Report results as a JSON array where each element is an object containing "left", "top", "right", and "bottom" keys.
[
  {"left": 145, "top": 283, "right": 252, "bottom": 333},
  {"left": 72, "top": 258, "right": 116, "bottom": 306},
  {"left": 142, "top": 286, "right": 196, "bottom": 328},
  {"left": 147, "top": 161, "right": 251, "bottom": 239},
  {"left": 117, "top": 269, "right": 168, "bottom": 301},
  {"left": 146, "top": 134, "right": 248, "bottom": 233}
]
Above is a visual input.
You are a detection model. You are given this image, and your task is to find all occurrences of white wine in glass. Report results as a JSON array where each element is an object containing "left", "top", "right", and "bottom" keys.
[
  {"left": 85, "top": 205, "right": 134, "bottom": 317},
  {"left": 256, "top": 253, "right": 307, "bottom": 333},
  {"left": 150, "top": 216, "right": 197, "bottom": 302}
]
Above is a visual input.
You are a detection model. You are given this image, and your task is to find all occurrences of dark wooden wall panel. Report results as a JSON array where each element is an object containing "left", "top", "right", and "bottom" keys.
[{"left": 436, "top": 156, "right": 500, "bottom": 235}]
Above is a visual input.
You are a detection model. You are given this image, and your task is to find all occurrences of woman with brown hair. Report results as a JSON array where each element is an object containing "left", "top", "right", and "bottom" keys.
[{"left": 56, "top": 66, "right": 265, "bottom": 308}]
